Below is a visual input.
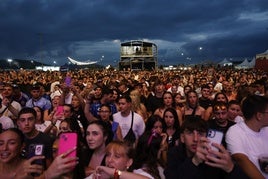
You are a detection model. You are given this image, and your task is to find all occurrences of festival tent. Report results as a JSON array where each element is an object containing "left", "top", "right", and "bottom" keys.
[
  {"left": 256, "top": 49, "right": 268, "bottom": 59},
  {"left": 248, "top": 57, "right": 256, "bottom": 68},
  {"left": 235, "top": 58, "right": 252, "bottom": 69},
  {"left": 217, "top": 58, "right": 232, "bottom": 66}
]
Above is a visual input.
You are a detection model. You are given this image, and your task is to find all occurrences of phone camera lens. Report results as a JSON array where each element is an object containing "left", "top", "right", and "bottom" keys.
[{"left": 62, "top": 135, "right": 68, "bottom": 141}]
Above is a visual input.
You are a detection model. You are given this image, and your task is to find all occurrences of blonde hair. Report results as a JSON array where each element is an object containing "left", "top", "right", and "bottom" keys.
[{"left": 105, "top": 140, "right": 135, "bottom": 159}]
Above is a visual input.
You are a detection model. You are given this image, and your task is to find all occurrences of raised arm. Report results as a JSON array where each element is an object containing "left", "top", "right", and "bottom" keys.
[
  {"left": 94, "top": 166, "right": 150, "bottom": 179},
  {"left": 232, "top": 153, "right": 265, "bottom": 179},
  {"left": 84, "top": 94, "right": 97, "bottom": 122}
]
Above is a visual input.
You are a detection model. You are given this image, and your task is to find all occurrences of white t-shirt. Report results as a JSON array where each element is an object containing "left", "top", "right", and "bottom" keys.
[
  {"left": 0, "top": 100, "right": 22, "bottom": 119},
  {"left": 226, "top": 121, "right": 268, "bottom": 178},
  {"left": 133, "top": 169, "right": 154, "bottom": 179},
  {"left": 0, "top": 116, "right": 14, "bottom": 130},
  {"left": 214, "top": 82, "right": 222, "bottom": 92},
  {"left": 64, "top": 92, "right": 73, "bottom": 104},
  {"left": 133, "top": 166, "right": 165, "bottom": 179},
  {"left": 167, "top": 86, "right": 185, "bottom": 96},
  {"left": 113, "top": 111, "right": 145, "bottom": 139},
  {"left": 234, "top": 115, "right": 244, "bottom": 123}
]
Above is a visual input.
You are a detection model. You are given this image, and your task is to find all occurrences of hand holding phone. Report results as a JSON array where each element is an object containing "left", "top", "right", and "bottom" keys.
[
  {"left": 28, "top": 144, "right": 44, "bottom": 164},
  {"left": 58, "top": 132, "right": 77, "bottom": 158},
  {"left": 28, "top": 144, "right": 44, "bottom": 176},
  {"left": 55, "top": 106, "right": 64, "bottom": 116},
  {"left": 207, "top": 129, "right": 223, "bottom": 152},
  {"left": 65, "top": 76, "right": 72, "bottom": 87}
]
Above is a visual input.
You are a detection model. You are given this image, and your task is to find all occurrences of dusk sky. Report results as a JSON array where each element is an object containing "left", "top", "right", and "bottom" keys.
[{"left": 1, "top": 0, "right": 268, "bottom": 66}]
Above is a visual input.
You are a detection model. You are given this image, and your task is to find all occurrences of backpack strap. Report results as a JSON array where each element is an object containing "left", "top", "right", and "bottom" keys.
[{"left": 130, "top": 111, "right": 134, "bottom": 129}]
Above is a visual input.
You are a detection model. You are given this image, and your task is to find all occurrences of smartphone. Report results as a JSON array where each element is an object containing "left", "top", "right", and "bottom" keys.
[
  {"left": 55, "top": 105, "right": 64, "bottom": 116},
  {"left": 207, "top": 129, "right": 223, "bottom": 152},
  {"left": 28, "top": 144, "right": 44, "bottom": 176},
  {"left": 65, "top": 76, "right": 72, "bottom": 87},
  {"left": 258, "top": 155, "right": 268, "bottom": 173},
  {"left": 28, "top": 144, "right": 44, "bottom": 165},
  {"left": 58, "top": 132, "right": 77, "bottom": 158}
]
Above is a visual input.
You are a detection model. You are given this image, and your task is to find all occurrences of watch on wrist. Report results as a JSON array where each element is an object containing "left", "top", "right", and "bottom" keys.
[{"left": 114, "top": 169, "right": 122, "bottom": 179}]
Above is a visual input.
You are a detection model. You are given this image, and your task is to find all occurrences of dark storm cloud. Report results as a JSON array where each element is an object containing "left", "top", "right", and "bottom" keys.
[{"left": 0, "top": 0, "right": 267, "bottom": 65}]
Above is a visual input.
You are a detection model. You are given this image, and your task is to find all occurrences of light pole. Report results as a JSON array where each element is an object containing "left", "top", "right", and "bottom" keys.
[
  {"left": 7, "top": 59, "right": 13, "bottom": 68},
  {"left": 100, "top": 55, "right": 104, "bottom": 68},
  {"left": 198, "top": 46, "right": 203, "bottom": 62}
]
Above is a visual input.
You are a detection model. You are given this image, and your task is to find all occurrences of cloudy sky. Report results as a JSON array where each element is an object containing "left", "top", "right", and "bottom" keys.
[{"left": 1, "top": 0, "right": 268, "bottom": 66}]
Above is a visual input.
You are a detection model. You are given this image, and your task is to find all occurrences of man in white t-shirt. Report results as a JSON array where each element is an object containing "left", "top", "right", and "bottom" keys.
[
  {"left": 167, "top": 75, "right": 184, "bottom": 96},
  {"left": 226, "top": 95, "right": 268, "bottom": 178},
  {"left": 113, "top": 95, "right": 145, "bottom": 143},
  {"left": 0, "top": 84, "right": 22, "bottom": 120}
]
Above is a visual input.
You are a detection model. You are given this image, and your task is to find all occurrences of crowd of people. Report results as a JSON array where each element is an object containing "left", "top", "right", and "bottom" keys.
[{"left": 0, "top": 66, "right": 268, "bottom": 179}]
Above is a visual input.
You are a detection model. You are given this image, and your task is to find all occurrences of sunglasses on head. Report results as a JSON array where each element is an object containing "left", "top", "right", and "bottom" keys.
[{"left": 213, "top": 105, "right": 227, "bottom": 111}]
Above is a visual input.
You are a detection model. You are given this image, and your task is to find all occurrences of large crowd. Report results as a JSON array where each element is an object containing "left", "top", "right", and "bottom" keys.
[{"left": 0, "top": 66, "right": 268, "bottom": 179}]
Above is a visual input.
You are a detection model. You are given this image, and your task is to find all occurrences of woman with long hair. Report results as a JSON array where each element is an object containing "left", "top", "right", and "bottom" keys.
[
  {"left": 145, "top": 115, "right": 168, "bottom": 165},
  {"left": 154, "top": 91, "right": 183, "bottom": 126},
  {"left": 181, "top": 90, "right": 205, "bottom": 120},
  {"left": 163, "top": 108, "right": 181, "bottom": 149},
  {"left": 34, "top": 106, "right": 57, "bottom": 139},
  {"left": 85, "top": 120, "right": 114, "bottom": 177},
  {"left": 131, "top": 129, "right": 166, "bottom": 179},
  {"left": 130, "top": 89, "right": 148, "bottom": 122}
]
